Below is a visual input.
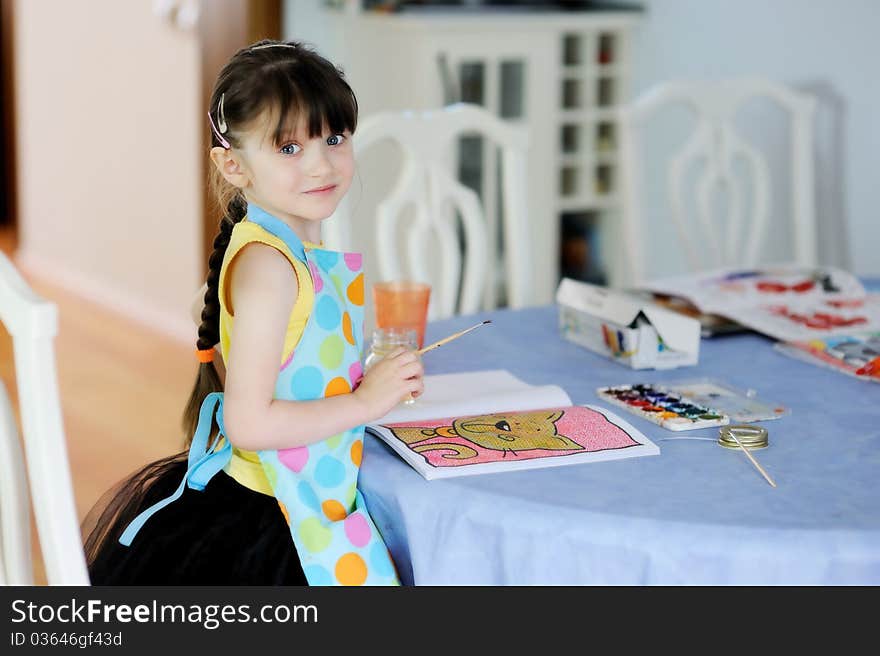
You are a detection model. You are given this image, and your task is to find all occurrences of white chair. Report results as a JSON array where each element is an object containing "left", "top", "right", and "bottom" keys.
[
  {"left": 0, "top": 252, "right": 89, "bottom": 585},
  {"left": 616, "top": 78, "right": 818, "bottom": 287},
  {"left": 325, "top": 102, "right": 533, "bottom": 320}
]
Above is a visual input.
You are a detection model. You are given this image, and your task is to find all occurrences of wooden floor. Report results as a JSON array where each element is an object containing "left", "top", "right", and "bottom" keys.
[{"left": 1, "top": 226, "right": 193, "bottom": 583}]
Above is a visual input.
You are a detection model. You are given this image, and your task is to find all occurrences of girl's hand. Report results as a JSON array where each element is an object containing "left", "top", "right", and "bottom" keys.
[{"left": 354, "top": 347, "right": 424, "bottom": 421}]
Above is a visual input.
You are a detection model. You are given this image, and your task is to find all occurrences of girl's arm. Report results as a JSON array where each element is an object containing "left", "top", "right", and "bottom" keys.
[{"left": 221, "top": 243, "right": 423, "bottom": 452}]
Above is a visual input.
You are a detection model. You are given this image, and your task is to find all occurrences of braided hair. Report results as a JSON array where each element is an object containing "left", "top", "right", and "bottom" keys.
[
  {"left": 181, "top": 197, "right": 246, "bottom": 441},
  {"left": 181, "top": 39, "right": 358, "bottom": 443}
]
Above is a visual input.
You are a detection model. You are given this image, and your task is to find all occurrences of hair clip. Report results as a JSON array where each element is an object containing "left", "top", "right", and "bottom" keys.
[
  {"left": 208, "top": 93, "right": 230, "bottom": 149},
  {"left": 217, "top": 93, "right": 227, "bottom": 133}
]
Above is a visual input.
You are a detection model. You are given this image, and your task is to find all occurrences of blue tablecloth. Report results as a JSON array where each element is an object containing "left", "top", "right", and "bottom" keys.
[{"left": 359, "top": 301, "right": 880, "bottom": 585}]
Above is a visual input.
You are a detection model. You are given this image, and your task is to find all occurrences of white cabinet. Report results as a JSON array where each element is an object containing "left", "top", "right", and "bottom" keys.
[{"left": 292, "top": 7, "right": 640, "bottom": 303}]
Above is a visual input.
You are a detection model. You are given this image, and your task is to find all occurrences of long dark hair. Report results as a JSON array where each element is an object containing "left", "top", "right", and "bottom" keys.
[{"left": 181, "top": 40, "right": 359, "bottom": 442}]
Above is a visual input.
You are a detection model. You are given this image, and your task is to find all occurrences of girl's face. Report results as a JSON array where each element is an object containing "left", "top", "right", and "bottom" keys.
[{"left": 231, "top": 110, "right": 354, "bottom": 242}]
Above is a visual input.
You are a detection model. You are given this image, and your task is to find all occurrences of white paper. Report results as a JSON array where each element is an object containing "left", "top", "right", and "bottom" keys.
[{"left": 375, "top": 369, "right": 572, "bottom": 425}]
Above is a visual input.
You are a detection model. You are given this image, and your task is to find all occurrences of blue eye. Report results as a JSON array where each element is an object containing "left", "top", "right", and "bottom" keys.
[
  {"left": 280, "top": 143, "right": 301, "bottom": 155},
  {"left": 327, "top": 133, "right": 346, "bottom": 146}
]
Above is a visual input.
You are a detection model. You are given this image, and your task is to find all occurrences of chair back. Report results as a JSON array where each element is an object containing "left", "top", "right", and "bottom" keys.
[
  {"left": 617, "top": 78, "right": 817, "bottom": 286},
  {"left": 0, "top": 252, "right": 89, "bottom": 585},
  {"left": 324, "top": 103, "right": 532, "bottom": 320}
]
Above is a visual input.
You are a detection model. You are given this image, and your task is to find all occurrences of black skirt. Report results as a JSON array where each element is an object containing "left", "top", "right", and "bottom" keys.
[{"left": 86, "top": 455, "right": 308, "bottom": 586}]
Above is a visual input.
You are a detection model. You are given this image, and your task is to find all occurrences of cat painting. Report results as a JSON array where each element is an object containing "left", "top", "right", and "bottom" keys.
[{"left": 383, "top": 405, "right": 642, "bottom": 469}]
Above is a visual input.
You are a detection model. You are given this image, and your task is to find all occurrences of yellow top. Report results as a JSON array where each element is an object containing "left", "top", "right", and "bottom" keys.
[{"left": 217, "top": 220, "right": 317, "bottom": 496}]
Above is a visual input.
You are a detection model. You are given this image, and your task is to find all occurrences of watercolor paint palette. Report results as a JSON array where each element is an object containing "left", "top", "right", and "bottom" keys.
[
  {"left": 665, "top": 379, "right": 789, "bottom": 422},
  {"left": 596, "top": 383, "right": 731, "bottom": 431}
]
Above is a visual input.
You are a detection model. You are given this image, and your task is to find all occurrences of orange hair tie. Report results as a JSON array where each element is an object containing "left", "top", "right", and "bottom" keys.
[{"left": 196, "top": 348, "right": 215, "bottom": 363}]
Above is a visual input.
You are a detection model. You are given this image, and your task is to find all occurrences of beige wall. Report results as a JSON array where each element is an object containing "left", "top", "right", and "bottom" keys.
[{"left": 14, "top": 0, "right": 202, "bottom": 341}]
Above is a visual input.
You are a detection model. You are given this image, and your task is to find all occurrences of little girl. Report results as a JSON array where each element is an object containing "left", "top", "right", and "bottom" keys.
[{"left": 83, "top": 40, "right": 423, "bottom": 586}]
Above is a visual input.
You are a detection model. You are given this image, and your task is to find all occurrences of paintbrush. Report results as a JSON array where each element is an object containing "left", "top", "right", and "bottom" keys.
[
  {"left": 417, "top": 320, "right": 492, "bottom": 355},
  {"left": 727, "top": 430, "right": 777, "bottom": 488}
]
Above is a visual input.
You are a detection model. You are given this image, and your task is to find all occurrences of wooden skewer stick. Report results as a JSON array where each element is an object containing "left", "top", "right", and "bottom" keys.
[
  {"left": 417, "top": 320, "right": 492, "bottom": 355},
  {"left": 728, "top": 430, "right": 777, "bottom": 488}
]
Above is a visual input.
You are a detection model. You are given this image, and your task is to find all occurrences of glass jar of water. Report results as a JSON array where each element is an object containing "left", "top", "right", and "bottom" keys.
[{"left": 364, "top": 327, "right": 420, "bottom": 404}]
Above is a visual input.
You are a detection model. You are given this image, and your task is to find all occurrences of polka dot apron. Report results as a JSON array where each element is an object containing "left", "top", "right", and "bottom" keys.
[{"left": 119, "top": 205, "right": 400, "bottom": 586}]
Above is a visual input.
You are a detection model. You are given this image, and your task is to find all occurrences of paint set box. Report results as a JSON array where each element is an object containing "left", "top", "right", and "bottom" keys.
[
  {"left": 596, "top": 383, "right": 730, "bottom": 431},
  {"left": 556, "top": 278, "right": 701, "bottom": 370},
  {"left": 596, "top": 380, "right": 789, "bottom": 431}
]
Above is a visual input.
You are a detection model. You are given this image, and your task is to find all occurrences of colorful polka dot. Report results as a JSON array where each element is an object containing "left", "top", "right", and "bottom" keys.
[
  {"left": 342, "top": 312, "right": 355, "bottom": 345},
  {"left": 315, "top": 295, "right": 341, "bottom": 331},
  {"left": 291, "top": 366, "right": 324, "bottom": 400},
  {"left": 370, "top": 542, "right": 395, "bottom": 578},
  {"left": 314, "top": 455, "right": 346, "bottom": 488},
  {"left": 347, "top": 273, "right": 364, "bottom": 306},
  {"left": 313, "top": 250, "right": 339, "bottom": 271},
  {"left": 280, "top": 348, "right": 295, "bottom": 370},
  {"left": 304, "top": 564, "right": 333, "bottom": 586},
  {"left": 335, "top": 553, "right": 368, "bottom": 586},
  {"left": 331, "top": 273, "right": 345, "bottom": 304},
  {"left": 324, "top": 376, "right": 351, "bottom": 397},
  {"left": 344, "top": 483, "right": 357, "bottom": 508},
  {"left": 308, "top": 260, "right": 323, "bottom": 293},
  {"left": 344, "top": 513, "right": 371, "bottom": 547},
  {"left": 319, "top": 335, "right": 345, "bottom": 369},
  {"left": 344, "top": 252, "right": 362, "bottom": 271},
  {"left": 279, "top": 446, "right": 309, "bottom": 473},
  {"left": 297, "top": 481, "right": 321, "bottom": 512},
  {"left": 298, "top": 517, "right": 332, "bottom": 553},
  {"left": 349, "top": 361, "right": 363, "bottom": 388},
  {"left": 322, "top": 499, "right": 347, "bottom": 521},
  {"left": 350, "top": 439, "right": 363, "bottom": 467},
  {"left": 241, "top": 243, "right": 399, "bottom": 585}
]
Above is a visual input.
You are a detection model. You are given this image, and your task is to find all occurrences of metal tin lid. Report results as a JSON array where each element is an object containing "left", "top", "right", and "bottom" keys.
[{"left": 718, "top": 424, "right": 769, "bottom": 450}]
